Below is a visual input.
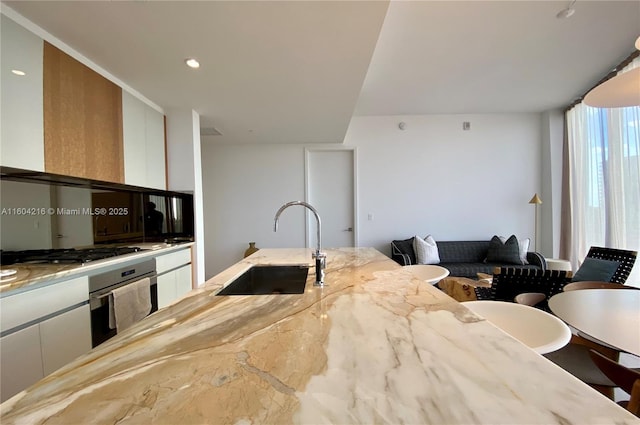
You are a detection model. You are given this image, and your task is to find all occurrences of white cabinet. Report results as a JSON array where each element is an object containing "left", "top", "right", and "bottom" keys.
[
  {"left": 175, "top": 265, "right": 193, "bottom": 298},
  {"left": 158, "top": 264, "right": 193, "bottom": 309},
  {"left": 40, "top": 304, "right": 92, "bottom": 375},
  {"left": 156, "top": 249, "right": 193, "bottom": 309},
  {"left": 145, "top": 108, "right": 166, "bottom": 189},
  {"left": 122, "top": 91, "right": 166, "bottom": 190},
  {"left": 0, "top": 276, "right": 91, "bottom": 402},
  {"left": 122, "top": 91, "right": 146, "bottom": 186},
  {"left": 157, "top": 272, "right": 176, "bottom": 309},
  {"left": 0, "top": 14, "right": 44, "bottom": 171},
  {"left": 0, "top": 324, "right": 44, "bottom": 402},
  {"left": 0, "top": 276, "right": 88, "bottom": 333}
]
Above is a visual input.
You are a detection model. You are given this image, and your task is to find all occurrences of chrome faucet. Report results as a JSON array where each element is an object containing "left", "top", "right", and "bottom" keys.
[{"left": 274, "top": 201, "right": 326, "bottom": 286}]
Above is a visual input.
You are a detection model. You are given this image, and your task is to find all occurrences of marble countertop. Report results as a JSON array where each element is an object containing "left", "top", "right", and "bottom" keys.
[
  {"left": 0, "top": 242, "right": 194, "bottom": 296},
  {"left": 0, "top": 247, "right": 636, "bottom": 424}
]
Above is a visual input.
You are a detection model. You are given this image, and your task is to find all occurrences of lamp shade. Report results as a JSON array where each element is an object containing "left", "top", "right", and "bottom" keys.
[
  {"left": 583, "top": 67, "right": 640, "bottom": 108},
  {"left": 529, "top": 193, "right": 542, "bottom": 205}
]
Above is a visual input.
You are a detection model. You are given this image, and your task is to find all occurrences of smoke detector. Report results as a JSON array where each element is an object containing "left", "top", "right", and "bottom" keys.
[
  {"left": 556, "top": 0, "right": 577, "bottom": 19},
  {"left": 200, "top": 127, "right": 222, "bottom": 136}
]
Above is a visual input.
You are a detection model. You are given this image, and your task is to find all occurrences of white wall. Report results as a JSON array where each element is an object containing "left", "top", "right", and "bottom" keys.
[
  {"left": 202, "top": 113, "right": 543, "bottom": 278},
  {"left": 166, "top": 109, "right": 205, "bottom": 286},
  {"left": 349, "top": 114, "right": 541, "bottom": 252},
  {"left": 201, "top": 143, "right": 308, "bottom": 278},
  {"left": 540, "top": 109, "right": 565, "bottom": 258}
]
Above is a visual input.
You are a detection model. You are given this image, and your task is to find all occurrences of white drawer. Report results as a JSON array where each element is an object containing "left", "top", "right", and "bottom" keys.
[
  {"left": 1, "top": 276, "right": 89, "bottom": 334},
  {"left": 156, "top": 248, "right": 191, "bottom": 275}
]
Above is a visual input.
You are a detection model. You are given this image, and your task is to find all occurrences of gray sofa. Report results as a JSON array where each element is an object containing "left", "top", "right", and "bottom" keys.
[{"left": 391, "top": 237, "right": 546, "bottom": 278}]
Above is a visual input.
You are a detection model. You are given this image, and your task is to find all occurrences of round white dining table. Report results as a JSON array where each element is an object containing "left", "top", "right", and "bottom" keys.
[
  {"left": 405, "top": 264, "right": 450, "bottom": 285},
  {"left": 463, "top": 300, "right": 571, "bottom": 355},
  {"left": 549, "top": 288, "right": 640, "bottom": 357}
]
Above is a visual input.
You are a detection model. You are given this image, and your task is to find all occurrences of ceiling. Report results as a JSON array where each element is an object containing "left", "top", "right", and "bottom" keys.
[
  {"left": 355, "top": 1, "right": 640, "bottom": 115},
  {"left": 3, "top": 1, "right": 639, "bottom": 145}
]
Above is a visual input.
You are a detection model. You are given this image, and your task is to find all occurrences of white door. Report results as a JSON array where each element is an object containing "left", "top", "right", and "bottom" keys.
[
  {"left": 306, "top": 149, "right": 356, "bottom": 248},
  {"left": 53, "top": 186, "right": 94, "bottom": 249}
]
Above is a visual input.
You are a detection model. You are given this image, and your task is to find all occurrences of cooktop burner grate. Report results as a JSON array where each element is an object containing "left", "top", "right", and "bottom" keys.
[{"left": 0, "top": 247, "right": 145, "bottom": 266}]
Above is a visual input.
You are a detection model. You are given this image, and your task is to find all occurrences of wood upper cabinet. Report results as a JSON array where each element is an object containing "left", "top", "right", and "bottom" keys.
[{"left": 43, "top": 42, "right": 124, "bottom": 183}]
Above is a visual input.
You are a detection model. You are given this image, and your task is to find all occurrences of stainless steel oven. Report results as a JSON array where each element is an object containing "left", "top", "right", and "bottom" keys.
[{"left": 88, "top": 259, "right": 157, "bottom": 347}]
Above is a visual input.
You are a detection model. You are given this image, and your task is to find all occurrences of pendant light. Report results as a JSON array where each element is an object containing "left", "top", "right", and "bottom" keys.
[{"left": 584, "top": 37, "right": 640, "bottom": 108}]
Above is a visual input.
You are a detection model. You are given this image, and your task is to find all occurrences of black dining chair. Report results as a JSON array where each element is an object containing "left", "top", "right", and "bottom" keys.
[
  {"left": 573, "top": 246, "right": 637, "bottom": 284},
  {"left": 475, "top": 267, "right": 572, "bottom": 311}
]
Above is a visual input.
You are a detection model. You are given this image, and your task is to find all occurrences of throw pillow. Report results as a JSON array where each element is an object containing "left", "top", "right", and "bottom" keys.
[
  {"left": 414, "top": 235, "right": 440, "bottom": 265},
  {"left": 572, "top": 258, "right": 619, "bottom": 282},
  {"left": 486, "top": 235, "right": 522, "bottom": 265},
  {"left": 392, "top": 237, "right": 416, "bottom": 265},
  {"left": 499, "top": 235, "right": 530, "bottom": 265}
]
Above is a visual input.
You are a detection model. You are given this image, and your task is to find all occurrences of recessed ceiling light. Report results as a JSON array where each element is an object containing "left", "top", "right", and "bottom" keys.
[
  {"left": 185, "top": 58, "right": 200, "bottom": 69},
  {"left": 11, "top": 69, "right": 26, "bottom": 76}
]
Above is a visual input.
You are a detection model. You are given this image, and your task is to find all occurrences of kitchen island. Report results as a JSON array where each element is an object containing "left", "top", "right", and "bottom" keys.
[{"left": 0, "top": 248, "right": 636, "bottom": 424}]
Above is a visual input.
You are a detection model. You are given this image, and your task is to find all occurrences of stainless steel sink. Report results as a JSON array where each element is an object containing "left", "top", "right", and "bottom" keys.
[{"left": 216, "top": 265, "right": 309, "bottom": 295}]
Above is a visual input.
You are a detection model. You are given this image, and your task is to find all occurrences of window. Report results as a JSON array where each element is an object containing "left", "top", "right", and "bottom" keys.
[{"left": 565, "top": 59, "right": 640, "bottom": 285}]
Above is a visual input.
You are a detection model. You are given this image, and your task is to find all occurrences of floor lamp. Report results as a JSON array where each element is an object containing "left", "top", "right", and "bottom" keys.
[{"left": 529, "top": 193, "right": 542, "bottom": 251}]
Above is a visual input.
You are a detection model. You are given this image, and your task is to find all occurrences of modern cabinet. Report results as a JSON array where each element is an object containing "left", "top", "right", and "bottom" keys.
[
  {"left": 0, "top": 276, "right": 92, "bottom": 402},
  {"left": 0, "top": 324, "right": 44, "bottom": 402},
  {"left": 43, "top": 41, "right": 124, "bottom": 183},
  {"left": 39, "top": 304, "right": 92, "bottom": 375},
  {"left": 0, "top": 14, "right": 45, "bottom": 172},
  {"left": 156, "top": 248, "right": 193, "bottom": 309},
  {"left": 122, "top": 91, "right": 167, "bottom": 190},
  {"left": 145, "top": 107, "right": 167, "bottom": 190},
  {"left": 2, "top": 17, "right": 168, "bottom": 191},
  {"left": 175, "top": 265, "right": 193, "bottom": 299}
]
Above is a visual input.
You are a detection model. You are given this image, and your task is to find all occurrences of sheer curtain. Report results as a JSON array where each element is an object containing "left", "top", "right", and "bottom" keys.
[{"left": 565, "top": 57, "right": 640, "bottom": 286}]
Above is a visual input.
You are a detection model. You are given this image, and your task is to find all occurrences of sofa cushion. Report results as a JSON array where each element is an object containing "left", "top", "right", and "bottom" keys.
[
  {"left": 486, "top": 235, "right": 523, "bottom": 265},
  {"left": 437, "top": 241, "right": 490, "bottom": 263},
  {"left": 392, "top": 237, "right": 416, "bottom": 265},
  {"left": 441, "top": 263, "right": 541, "bottom": 279},
  {"left": 498, "top": 235, "right": 530, "bottom": 265},
  {"left": 572, "top": 257, "right": 619, "bottom": 282},
  {"left": 518, "top": 238, "right": 530, "bottom": 265},
  {"left": 414, "top": 235, "right": 440, "bottom": 264},
  {"left": 440, "top": 263, "right": 496, "bottom": 278}
]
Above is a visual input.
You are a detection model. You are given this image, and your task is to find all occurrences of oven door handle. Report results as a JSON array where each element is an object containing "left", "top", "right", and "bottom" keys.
[
  {"left": 91, "top": 291, "right": 114, "bottom": 301},
  {"left": 89, "top": 275, "right": 157, "bottom": 309}
]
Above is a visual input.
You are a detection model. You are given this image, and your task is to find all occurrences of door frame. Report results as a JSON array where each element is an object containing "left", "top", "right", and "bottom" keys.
[{"left": 304, "top": 146, "right": 359, "bottom": 248}]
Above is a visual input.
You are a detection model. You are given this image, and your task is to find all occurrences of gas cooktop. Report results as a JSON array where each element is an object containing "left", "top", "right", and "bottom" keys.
[{"left": 0, "top": 247, "right": 146, "bottom": 266}]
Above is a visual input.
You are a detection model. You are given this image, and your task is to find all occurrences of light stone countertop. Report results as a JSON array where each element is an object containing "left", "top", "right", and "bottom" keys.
[
  {"left": 0, "top": 242, "right": 194, "bottom": 296},
  {"left": 0, "top": 247, "right": 637, "bottom": 424}
]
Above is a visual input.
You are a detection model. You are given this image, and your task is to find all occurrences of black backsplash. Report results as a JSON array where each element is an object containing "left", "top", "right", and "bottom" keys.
[{"left": 1, "top": 167, "right": 194, "bottom": 247}]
